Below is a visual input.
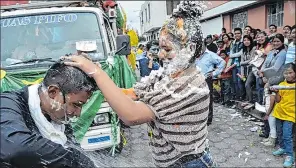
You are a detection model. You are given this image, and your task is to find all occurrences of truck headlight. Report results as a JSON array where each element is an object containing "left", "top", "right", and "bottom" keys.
[{"left": 93, "top": 113, "right": 110, "bottom": 125}]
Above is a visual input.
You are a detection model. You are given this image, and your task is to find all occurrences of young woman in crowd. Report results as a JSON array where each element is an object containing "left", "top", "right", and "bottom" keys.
[
  {"left": 250, "top": 29, "right": 257, "bottom": 45},
  {"left": 271, "top": 63, "right": 295, "bottom": 167},
  {"left": 239, "top": 35, "right": 256, "bottom": 108},
  {"left": 222, "top": 34, "right": 232, "bottom": 55},
  {"left": 245, "top": 31, "right": 272, "bottom": 105}
]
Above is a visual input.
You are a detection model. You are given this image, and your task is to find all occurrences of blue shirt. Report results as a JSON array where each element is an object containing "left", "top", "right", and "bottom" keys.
[
  {"left": 285, "top": 42, "right": 295, "bottom": 64},
  {"left": 195, "top": 49, "right": 226, "bottom": 78},
  {"left": 261, "top": 49, "right": 286, "bottom": 73}
]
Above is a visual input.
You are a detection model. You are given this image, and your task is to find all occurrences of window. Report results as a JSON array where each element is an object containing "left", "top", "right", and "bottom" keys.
[
  {"left": 231, "top": 11, "right": 248, "bottom": 30},
  {"left": 267, "top": 2, "right": 284, "bottom": 27},
  {"left": 141, "top": 11, "right": 143, "bottom": 25},
  {"left": 166, "top": 0, "right": 180, "bottom": 15},
  {"left": 145, "top": 8, "right": 147, "bottom": 23},
  {"left": 148, "top": 3, "right": 151, "bottom": 22}
]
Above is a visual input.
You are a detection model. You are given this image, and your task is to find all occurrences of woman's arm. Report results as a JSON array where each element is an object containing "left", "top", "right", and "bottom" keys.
[
  {"left": 64, "top": 56, "right": 155, "bottom": 126},
  {"left": 262, "top": 50, "right": 286, "bottom": 73},
  {"left": 275, "top": 92, "right": 281, "bottom": 103}
]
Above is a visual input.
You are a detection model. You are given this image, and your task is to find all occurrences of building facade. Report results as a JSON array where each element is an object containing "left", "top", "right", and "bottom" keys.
[
  {"left": 139, "top": 0, "right": 181, "bottom": 42},
  {"left": 200, "top": 0, "right": 295, "bottom": 37}
]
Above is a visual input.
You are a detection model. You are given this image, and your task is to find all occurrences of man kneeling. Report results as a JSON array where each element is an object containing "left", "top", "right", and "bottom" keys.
[{"left": 0, "top": 62, "right": 97, "bottom": 168}]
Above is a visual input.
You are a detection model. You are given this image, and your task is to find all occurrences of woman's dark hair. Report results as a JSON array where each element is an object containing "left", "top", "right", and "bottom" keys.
[
  {"left": 256, "top": 29, "right": 261, "bottom": 32},
  {"left": 257, "top": 31, "right": 269, "bottom": 49},
  {"left": 250, "top": 29, "right": 257, "bottom": 38},
  {"left": 222, "top": 28, "right": 226, "bottom": 33},
  {"left": 228, "top": 32, "right": 234, "bottom": 38},
  {"left": 222, "top": 34, "right": 230, "bottom": 42},
  {"left": 242, "top": 35, "right": 254, "bottom": 54},
  {"left": 283, "top": 25, "right": 292, "bottom": 31},
  {"left": 245, "top": 25, "right": 253, "bottom": 31},
  {"left": 43, "top": 62, "right": 97, "bottom": 94},
  {"left": 272, "top": 33, "right": 285, "bottom": 51}
]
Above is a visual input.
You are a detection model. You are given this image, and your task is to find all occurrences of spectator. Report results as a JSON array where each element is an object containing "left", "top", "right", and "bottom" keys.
[
  {"left": 221, "top": 27, "right": 227, "bottom": 37},
  {"left": 240, "top": 35, "right": 256, "bottom": 81},
  {"left": 271, "top": 63, "right": 295, "bottom": 167},
  {"left": 268, "top": 24, "right": 277, "bottom": 42},
  {"left": 244, "top": 25, "right": 253, "bottom": 36},
  {"left": 227, "top": 27, "right": 244, "bottom": 100},
  {"left": 285, "top": 25, "right": 296, "bottom": 64},
  {"left": 228, "top": 32, "right": 235, "bottom": 41},
  {"left": 222, "top": 34, "right": 232, "bottom": 55},
  {"left": 241, "top": 35, "right": 256, "bottom": 106},
  {"left": 256, "top": 29, "right": 261, "bottom": 34},
  {"left": 205, "top": 35, "right": 218, "bottom": 53},
  {"left": 218, "top": 50, "right": 232, "bottom": 107},
  {"left": 250, "top": 29, "right": 257, "bottom": 45},
  {"left": 216, "top": 38, "right": 224, "bottom": 55},
  {"left": 137, "top": 40, "right": 160, "bottom": 77},
  {"left": 195, "top": 42, "right": 226, "bottom": 125},
  {"left": 137, "top": 44, "right": 144, "bottom": 55},
  {"left": 282, "top": 25, "right": 292, "bottom": 46}
]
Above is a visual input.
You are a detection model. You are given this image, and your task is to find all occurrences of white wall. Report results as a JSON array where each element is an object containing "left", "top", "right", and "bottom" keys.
[
  {"left": 200, "top": 16, "right": 223, "bottom": 38},
  {"left": 140, "top": 1, "right": 167, "bottom": 35}
]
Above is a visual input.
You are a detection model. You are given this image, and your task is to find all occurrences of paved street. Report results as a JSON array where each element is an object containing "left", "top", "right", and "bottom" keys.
[{"left": 89, "top": 103, "right": 283, "bottom": 167}]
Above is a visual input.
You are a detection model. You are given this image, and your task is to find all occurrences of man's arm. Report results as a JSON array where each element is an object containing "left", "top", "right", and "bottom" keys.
[
  {"left": 229, "top": 49, "right": 243, "bottom": 58},
  {"left": 0, "top": 103, "right": 95, "bottom": 168},
  {"left": 211, "top": 53, "right": 226, "bottom": 77}
]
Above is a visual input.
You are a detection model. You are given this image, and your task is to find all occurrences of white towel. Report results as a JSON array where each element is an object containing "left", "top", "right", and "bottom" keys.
[{"left": 28, "top": 84, "right": 67, "bottom": 146}]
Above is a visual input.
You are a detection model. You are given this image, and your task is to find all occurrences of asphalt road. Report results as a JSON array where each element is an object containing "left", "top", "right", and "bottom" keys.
[{"left": 88, "top": 103, "right": 284, "bottom": 167}]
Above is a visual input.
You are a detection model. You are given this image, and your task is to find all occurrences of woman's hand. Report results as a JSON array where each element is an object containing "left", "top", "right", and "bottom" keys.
[
  {"left": 263, "top": 114, "right": 269, "bottom": 121},
  {"left": 61, "top": 54, "right": 100, "bottom": 78}
]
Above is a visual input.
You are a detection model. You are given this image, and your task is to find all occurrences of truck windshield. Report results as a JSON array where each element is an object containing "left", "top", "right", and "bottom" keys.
[{"left": 1, "top": 12, "right": 106, "bottom": 67}]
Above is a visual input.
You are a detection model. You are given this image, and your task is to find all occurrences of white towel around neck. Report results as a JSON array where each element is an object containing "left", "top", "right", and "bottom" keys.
[{"left": 28, "top": 84, "right": 67, "bottom": 146}]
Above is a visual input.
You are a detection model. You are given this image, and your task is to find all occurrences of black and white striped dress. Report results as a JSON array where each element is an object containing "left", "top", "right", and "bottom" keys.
[{"left": 134, "top": 67, "right": 210, "bottom": 167}]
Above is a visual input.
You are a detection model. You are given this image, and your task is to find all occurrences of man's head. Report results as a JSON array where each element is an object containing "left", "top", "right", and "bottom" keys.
[
  {"left": 269, "top": 24, "right": 277, "bottom": 34},
  {"left": 234, "top": 28, "right": 242, "bottom": 41},
  {"left": 219, "top": 50, "right": 228, "bottom": 59},
  {"left": 244, "top": 25, "right": 252, "bottom": 35},
  {"left": 206, "top": 35, "right": 213, "bottom": 44},
  {"left": 146, "top": 40, "right": 159, "bottom": 57},
  {"left": 40, "top": 62, "right": 96, "bottom": 124},
  {"left": 283, "top": 25, "right": 291, "bottom": 37},
  {"left": 291, "top": 25, "right": 296, "bottom": 43}
]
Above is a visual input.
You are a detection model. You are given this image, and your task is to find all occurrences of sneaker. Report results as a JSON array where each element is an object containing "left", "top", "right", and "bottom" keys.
[
  {"left": 272, "top": 148, "right": 285, "bottom": 156},
  {"left": 283, "top": 156, "right": 294, "bottom": 167},
  {"left": 263, "top": 137, "right": 275, "bottom": 146},
  {"left": 262, "top": 137, "right": 270, "bottom": 142}
]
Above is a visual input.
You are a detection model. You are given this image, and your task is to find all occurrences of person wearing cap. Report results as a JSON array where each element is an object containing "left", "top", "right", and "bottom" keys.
[{"left": 205, "top": 35, "right": 218, "bottom": 53}]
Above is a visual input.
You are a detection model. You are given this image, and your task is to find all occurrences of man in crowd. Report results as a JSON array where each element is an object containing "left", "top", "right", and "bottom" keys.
[
  {"left": 205, "top": 35, "right": 218, "bottom": 53},
  {"left": 268, "top": 24, "right": 277, "bottom": 42},
  {"left": 227, "top": 27, "right": 244, "bottom": 100},
  {"left": 137, "top": 40, "right": 160, "bottom": 78},
  {"left": 196, "top": 41, "right": 226, "bottom": 125},
  {"left": 0, "top": 62, "right": 97, "bottom": 168}
]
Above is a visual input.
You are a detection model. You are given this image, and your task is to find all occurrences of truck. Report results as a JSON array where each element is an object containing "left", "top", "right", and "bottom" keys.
[{"left": 0, "top": 0, "right": 136, "bottom": 155}]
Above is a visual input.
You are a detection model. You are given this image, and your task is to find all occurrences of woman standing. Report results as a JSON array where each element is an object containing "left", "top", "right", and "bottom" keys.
[{"left": 222, "top": 34, "right": 232, "bottom": 55}]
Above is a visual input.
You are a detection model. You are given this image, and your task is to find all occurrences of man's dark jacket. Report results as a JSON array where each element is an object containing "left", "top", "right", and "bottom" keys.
[{"left": 0, "top": 87, "right": 96, "bottom": 168}]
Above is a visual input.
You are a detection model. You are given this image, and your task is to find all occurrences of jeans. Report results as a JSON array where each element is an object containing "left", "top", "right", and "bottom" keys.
[
  {"left": 206, "top": 77, "right": 213, "bottom": 124},
  {"left": 221, "top": 78, "right": 231, "bottom": 104},
  {"left": 276, "top": 118, "right": 294, "bottom": 157},
  {"left": 256, "top": 77, "right": 264, "bottom": 104},
  {"left": 231, "top": 66, "right": 245, "bottom": 99},
  {"left": 178, "top": 151, "right": 217, "bottom": 168}
]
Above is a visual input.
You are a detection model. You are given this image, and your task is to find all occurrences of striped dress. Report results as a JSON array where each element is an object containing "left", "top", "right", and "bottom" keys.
[{"left": 134, "top": 66, "right": 210, "bottom": 167}]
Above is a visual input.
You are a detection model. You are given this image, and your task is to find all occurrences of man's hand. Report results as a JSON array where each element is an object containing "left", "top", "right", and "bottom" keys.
[
  {"left": 263, "top": 114, "right": 269, "bottom": 121},
  {"left": 269, "top": 86, "right": 279, "bottom": 93}
]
